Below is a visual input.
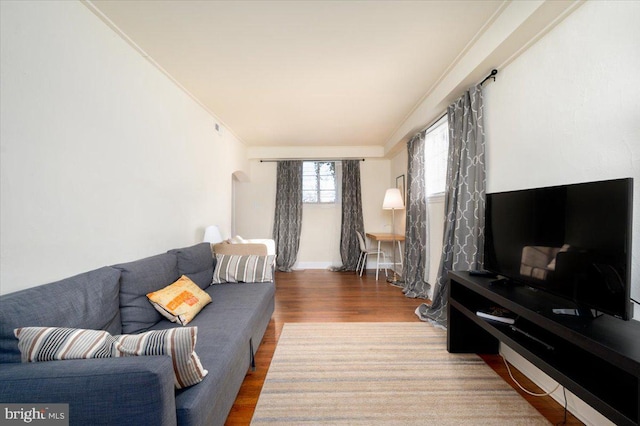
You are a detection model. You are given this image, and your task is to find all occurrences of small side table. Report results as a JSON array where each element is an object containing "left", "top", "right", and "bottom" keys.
[{"left": 365, "top": 233, "right": 404, "bottom": 280}]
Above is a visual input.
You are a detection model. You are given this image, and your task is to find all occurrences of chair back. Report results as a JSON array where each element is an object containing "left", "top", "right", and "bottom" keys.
[{"left": 355, "top": 231, "right": 367, "bottom": 251}]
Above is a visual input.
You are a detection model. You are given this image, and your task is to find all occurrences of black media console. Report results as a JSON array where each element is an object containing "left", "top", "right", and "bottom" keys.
[{"left": 447, "top": 271, "right": 640, "bottom": 426}]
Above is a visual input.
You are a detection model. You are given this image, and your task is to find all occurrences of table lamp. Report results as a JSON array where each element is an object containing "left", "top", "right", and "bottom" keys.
[
  {"left": 382, "top": 188, "right": 405, "bottom": 284},
  {"left": 203, "top": 225, "right": 223, "bottom": 244}
]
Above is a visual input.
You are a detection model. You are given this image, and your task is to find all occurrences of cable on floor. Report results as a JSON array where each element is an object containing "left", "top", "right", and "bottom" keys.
[
  {"left": 501, "top": 354, "right": 560, "bottom": 397},
  {"left": 501, "top": 354, "right": 570, "bottom": 425},
  {"left": 557, "top": 386, "right": 568, "bottom": 426}
]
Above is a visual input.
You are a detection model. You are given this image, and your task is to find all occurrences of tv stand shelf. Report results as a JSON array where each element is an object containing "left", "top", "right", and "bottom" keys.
[{"left": 448, "top": 271, "right": 640, "bottom": 426}]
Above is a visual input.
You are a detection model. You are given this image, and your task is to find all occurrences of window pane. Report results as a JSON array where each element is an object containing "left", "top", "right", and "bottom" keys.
[
  {"left": 424, "top": 116, "right": 449, "bottom": 196},
  {"left": 303, "top": 178, "right": 318, "bottom": 191},
  {"left": 302, "top": 161, "right": 337, "bottom": 204},
  {"left": 319, "top": 175, "right": 335, "bottom": 190},
  {"left": 303, "top": 191, "right": 318, "bottom": 203},
  {"left": 318, "top": 162, "right": 333, "bottom": 175},
  {"left": 303, "top": 162, "right": 316, "bottom": 174},
  {"left": 319, "top": 191, "right": 336, "bottom": 203}
]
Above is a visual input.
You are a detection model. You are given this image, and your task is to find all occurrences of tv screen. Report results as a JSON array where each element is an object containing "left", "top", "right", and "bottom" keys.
[{"left": 484, "top": 178, "right": 633, "bottom": 320}]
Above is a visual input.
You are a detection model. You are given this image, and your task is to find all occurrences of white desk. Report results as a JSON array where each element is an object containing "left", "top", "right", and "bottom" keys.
[{"left": 365, "top": 233, "right": 404, "bottom": 280}]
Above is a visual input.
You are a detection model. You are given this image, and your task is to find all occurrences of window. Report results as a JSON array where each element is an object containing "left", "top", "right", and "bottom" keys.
[
  {"left": 424, "top": 115, "right": 449, "bottom": 196},
  {"left": 302, "top": 161, "right": 337, "bottom": 203}
]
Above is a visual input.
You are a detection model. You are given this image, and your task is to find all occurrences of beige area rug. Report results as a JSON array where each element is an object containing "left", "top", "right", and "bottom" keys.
[{"left": 251, "top": 322, "right": 549, "bottom": 425}]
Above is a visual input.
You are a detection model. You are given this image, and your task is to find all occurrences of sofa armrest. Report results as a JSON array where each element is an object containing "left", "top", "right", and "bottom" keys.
[{"left": 0, "top": 356, "right": 176, "bottom": 426}]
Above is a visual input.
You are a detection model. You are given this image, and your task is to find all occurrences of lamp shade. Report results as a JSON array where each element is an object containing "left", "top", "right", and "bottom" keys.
[
  {"left": 203, "top": 225, "right": 223, "bottom": 243},
  {"left": 382, "top": 188, "right": 405, "bottom": 210}
]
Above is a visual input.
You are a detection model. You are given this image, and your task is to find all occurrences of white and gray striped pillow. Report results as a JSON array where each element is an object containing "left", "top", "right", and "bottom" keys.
[
  {"left": 211, "top": 254, "right": 276, "bottom": 284},
  {"left": 14, "top": 327, "right": 120, "bottom": 362},
  {"left": 116, "top": 327, "right": 207, "bottom": 389},
  {"left": 14, "top": 326, "right": 207, "bottom": 389}
]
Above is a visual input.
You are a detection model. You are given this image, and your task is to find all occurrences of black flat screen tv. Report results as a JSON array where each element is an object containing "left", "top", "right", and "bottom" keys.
[{"left": 484, "top": 178, "right": 634, "bottom": 320}]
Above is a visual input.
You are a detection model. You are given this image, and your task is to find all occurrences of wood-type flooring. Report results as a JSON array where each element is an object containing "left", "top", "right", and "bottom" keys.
[{"left": 225, "top": 269, "right": 582, "bottom": 425}]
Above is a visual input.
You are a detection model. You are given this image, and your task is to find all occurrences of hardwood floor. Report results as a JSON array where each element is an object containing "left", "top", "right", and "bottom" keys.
[{"left": 225, "top": 269, "right": 582, "bottom": 425}]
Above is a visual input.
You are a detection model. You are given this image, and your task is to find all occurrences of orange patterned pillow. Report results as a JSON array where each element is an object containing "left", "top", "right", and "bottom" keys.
[{"left": 147, "top": 275, "right": 211, "bottom": 325}]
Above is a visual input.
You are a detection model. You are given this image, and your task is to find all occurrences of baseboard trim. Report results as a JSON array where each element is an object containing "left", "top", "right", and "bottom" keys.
[
  {"left": 294, "top": 261, "right": 333, "bottom": 270},
  {"left": 294, "top": 260, "right": 391, "bottom": 271}
]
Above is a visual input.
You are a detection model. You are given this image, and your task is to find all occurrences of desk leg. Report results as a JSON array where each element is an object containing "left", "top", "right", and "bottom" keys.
[{"left": 376, "top": 241, "right": 381, "bottom": 280}]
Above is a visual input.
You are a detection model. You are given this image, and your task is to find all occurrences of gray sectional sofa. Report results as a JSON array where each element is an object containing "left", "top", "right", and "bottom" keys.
[{"left": 0, "top": 242, "right": 275, "bottom": 426}]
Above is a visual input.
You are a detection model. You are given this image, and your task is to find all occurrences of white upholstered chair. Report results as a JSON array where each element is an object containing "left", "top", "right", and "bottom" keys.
[
  {"left": 355, "top": 231, "right": 387, "bottom": 278},
  {"left": 205, "top": 227, "right": 277, "bottom": 256}
]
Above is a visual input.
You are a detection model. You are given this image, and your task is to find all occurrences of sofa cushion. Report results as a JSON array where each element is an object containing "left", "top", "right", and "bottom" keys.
[
  {"left": 211, "top": 254, "right": 276, "bottom": 284},
  {"left": 147, "top": 276, "right": 212, "bottom": 326},
  {"left": 14, "top": 327, "right": 121, "bottom": 362},
  {"left": 150, "top": 282, "right": 276, "bottom": 425},
  {"left": 0, "top": 266, "right": 121, "bottom": 364},
  {"left": 115, "top": 253, "right": 180, "bottom": 334},
  {"left": 168, "top": 243, "right": 215, "bottom": 289}
]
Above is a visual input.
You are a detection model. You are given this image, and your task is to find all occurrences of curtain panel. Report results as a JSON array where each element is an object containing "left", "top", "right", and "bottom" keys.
[
  {"left": 338, "top": 160, "right": 365, "bottom": 271},
  {"left": 402, "top": 133, "right": 431, "bottom": 299},
  {"left": 417, "top": 85, "right": 486, "bottom": 328},
  {"left": 272, "top": 161, "right": 303, "bottom": 272}
]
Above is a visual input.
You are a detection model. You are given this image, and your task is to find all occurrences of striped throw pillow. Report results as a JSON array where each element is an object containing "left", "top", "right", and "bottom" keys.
[
  {"left": 14, "top": 327, "right": 121, "bottom": 362},
  {"left": 14, "top": 326, "right": 207, "bottom": 389},
  {"left": 211, "top": 254, "right": 276, "bottom": 284},
  {"left": 116, "top": 327, "right": 207, "bottom": 389}
]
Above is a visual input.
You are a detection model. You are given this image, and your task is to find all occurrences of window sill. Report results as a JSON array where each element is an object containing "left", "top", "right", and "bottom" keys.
[{"left": 427, "top": 193, "right": 445, "bottom": 203}]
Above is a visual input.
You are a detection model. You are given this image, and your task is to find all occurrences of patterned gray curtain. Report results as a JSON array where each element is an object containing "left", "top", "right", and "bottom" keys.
[
  {"left": 272, "top": 161, "right": 303, "bottom": 272},
  {"left": 339, "top": 160, "right": 365, "bottom": 271},
  {"left": 402, "top": 133, "right": 430, "bottom": 299},
  {"left": 417, "top": 85, "right": 486, "bottom": 328}
]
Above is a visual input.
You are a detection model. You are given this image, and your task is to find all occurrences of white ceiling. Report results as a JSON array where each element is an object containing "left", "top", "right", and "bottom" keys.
[{"left": 85, "top": 1, "right": 574, "bottom": 150}]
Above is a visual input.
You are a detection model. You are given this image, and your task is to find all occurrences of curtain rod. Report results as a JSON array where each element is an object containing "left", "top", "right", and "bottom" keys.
[
  {"left": 259, "top": 158, "right": 365, "bottom": 163},
  {"left": 480, "top": 69, "right": 498, "bottom": 86},
  {"left": 418, "top": 112, "right": 448, "bottom": 134},
  {"left": 417, "top": 69, "right": 499, "bottom": 134}
]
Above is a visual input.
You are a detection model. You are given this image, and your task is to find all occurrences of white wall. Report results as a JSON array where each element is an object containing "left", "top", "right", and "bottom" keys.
[
  {"left": 0, "top": 1, "right": 248, "bottom": 294},
  {"left": 234, "top": 161, "right": 277, "bottom": 240},
  {"left": 484, "top": 0, "right": 640, "bottom": 319},
  {"left": 484, "top": 2, "right": 639, "bottom": 424},
  {"left": 234, "top": 159, "right": 391, "bottom": 269},
  {"left": 426, "top": 196, "right": 446, "bottom": 288},
  {"left": 390, "top": 148, "right": 407, "bottom": 235},
  {"left": 389, "top": 147, "right": 407, "bottom": 276},
  {"left": 361, "top": 160, "right": 394, "bottom": 241}
]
